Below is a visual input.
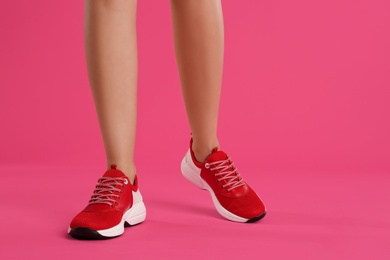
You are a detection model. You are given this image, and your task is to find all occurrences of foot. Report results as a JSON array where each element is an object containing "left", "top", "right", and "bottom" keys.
[
  {"left": 68, "top": 164, "right": 146, "bottom": 239},
  {"left": 181, "top": 138, "right": 266, "bottom": 222}
]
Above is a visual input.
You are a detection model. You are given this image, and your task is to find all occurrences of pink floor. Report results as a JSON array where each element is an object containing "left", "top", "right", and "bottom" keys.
[{"left": 1, "top": 164, "right": 389, "bottom": 259}]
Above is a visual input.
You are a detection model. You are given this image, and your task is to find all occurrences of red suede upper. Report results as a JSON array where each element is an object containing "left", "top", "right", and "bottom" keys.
[
  {"left": 70, "top": 165, "right": 138, "bottom": 230},
  {"left": 189, "top": 138, "right": 265, "bottom": 219}
]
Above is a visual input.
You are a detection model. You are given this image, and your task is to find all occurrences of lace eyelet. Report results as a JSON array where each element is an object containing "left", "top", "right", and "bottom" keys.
[
  {"left": 205, "top": 163, "right": 210, "bottom": 169},
  {"left": 124, "top": 179, "right": 129, "bottom": 185}
]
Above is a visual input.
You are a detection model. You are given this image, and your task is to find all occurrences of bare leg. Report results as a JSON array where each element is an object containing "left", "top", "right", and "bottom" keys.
[
  {"left": 84, "top": 0, "right": 137, "bottom": 181},
  {"left": 170, "top": 0, "right": 224, "bottom": 162}
]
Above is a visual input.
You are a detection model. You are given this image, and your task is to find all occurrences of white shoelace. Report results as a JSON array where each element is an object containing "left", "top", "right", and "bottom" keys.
[
  {"left": 88, "top": 177, "right": 128, "bottom": 207},
  {"left": 205, "top": 157, "right": 245, "bottom": 192}
]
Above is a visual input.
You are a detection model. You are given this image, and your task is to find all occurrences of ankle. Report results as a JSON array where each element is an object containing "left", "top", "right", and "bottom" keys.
[
  {"left": 107, "top": 163, "right": 136, "bottom": 183},
  {"left": 192, "top": 140, "right": 220, "bottom": 163}
]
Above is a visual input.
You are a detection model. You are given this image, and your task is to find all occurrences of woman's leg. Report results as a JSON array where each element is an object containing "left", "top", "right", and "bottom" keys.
[
  {"left": 171, "top": 1, "right": 266, "bottom": 223},
  {"left": 170, "top": 0, "right": 224, "bottom": 162},
  {"left": 84, "top": 0, "right": 138, "bottom": 182}
]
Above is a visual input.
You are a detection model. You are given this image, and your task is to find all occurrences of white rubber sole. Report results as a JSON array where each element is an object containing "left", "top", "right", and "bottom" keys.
[
  {"left": 181, "top": 149, "right": 253, "bottom": 223},
  {"left": 68, "top": 190, "right": 146, "bottom": 239}
]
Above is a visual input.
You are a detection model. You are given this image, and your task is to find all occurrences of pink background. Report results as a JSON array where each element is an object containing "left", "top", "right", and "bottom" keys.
[{"left": 1, "top": 0, "right": 389, "bottom": 259}]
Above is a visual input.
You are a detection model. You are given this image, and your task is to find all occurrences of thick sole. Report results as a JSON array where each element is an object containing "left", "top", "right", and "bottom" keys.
[
  {"left": 181, "top": 149, "right": 266, "bottom": 223},
  {"left": 68, "top": 192, "right": 146, "bottom": 240}
]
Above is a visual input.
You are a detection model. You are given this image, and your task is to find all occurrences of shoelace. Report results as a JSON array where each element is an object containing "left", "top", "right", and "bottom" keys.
[
  {"left": 205, "top": 156, "right": 245, "bottom": 192},
  {"left": 88, "top": 177, "right": 128, "bottom": 207}
]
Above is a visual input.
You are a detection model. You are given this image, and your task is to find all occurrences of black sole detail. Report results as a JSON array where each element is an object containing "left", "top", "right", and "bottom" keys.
[
  {"left": 124, "top": 221, "right": 143, "bottom": 228},
  {"left": 246, "top": 211, "right": 267, "bottom": 223},
  {"left": 68, "top": 227, "right": 119, "bottom": 240}
]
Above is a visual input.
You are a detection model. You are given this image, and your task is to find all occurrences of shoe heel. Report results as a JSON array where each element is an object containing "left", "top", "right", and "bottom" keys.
[
  {"left": 181, "top": 152, "right": 205, "bottom": 190},
  {"left": 124, "top": 202, "right": 146, "bottom": 226}
]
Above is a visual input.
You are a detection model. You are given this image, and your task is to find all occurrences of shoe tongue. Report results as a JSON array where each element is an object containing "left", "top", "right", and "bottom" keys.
[
  {"left": 206, "top": 147, "right": 229, "bottom": 163},
  {"left": 205, "top": 148, "right": 247, "bottom": 193},
  {"left": 103, "top": 169, "right": 126, "bottom": 178},
  {"left": 102, "top": 164, "right": 127, "bottom": 178},
  {"left": 86, "top": 165, "right": 126, "bottom": 211}
]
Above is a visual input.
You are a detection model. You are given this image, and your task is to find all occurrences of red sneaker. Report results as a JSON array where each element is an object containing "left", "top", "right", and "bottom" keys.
[
  {"left": 68, "top": 164, "right": 146, "bottom": 239},
  {"left": 181, "top": 139, "right": 266, "bottom": 222}
]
